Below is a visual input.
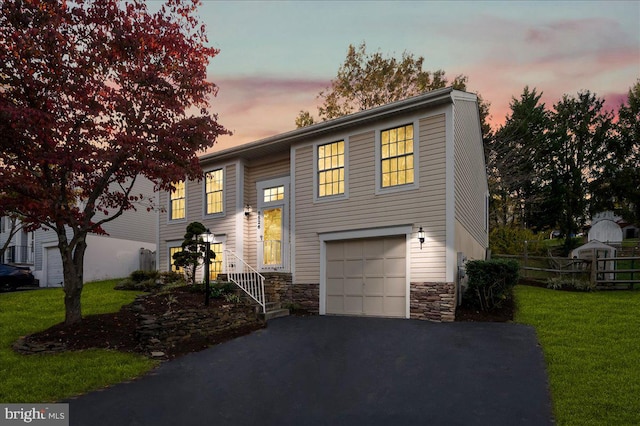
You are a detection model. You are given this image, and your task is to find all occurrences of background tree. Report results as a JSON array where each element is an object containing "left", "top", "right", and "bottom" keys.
[
  {"left": 487, "top": 87, "right": 550, "bottom": 229},
  {"left": 541, "top": 91, "right": 614, "bottom": 247},
  {"left": 591, "top": 80, "right": 640, "bottom": 224},
  {"left": 295, "top": 42, "right": 474, "bottom": 125},
  {"left": 172, "top": 222, "right": 215, "bottom": 286},
  {"left": 0, "top": 0, "right": 228, "bottom": 325}
]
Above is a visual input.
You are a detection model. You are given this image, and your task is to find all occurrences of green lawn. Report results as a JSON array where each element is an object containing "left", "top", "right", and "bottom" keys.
[
  {"left": 515, "top": 286, "right": 640, "bottom": 426},
  {"left": 0, "top": 280, "right": 157, "bottom": 403}
]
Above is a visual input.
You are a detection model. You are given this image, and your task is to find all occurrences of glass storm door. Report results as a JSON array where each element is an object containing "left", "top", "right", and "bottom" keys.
[{"left": 257, "top": 177, "right": 289, "bottom": 271}]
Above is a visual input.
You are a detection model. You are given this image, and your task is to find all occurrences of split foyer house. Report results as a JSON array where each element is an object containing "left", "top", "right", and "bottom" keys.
[{"left": 157, "top": 87, "right": 489, "bottom": 321}]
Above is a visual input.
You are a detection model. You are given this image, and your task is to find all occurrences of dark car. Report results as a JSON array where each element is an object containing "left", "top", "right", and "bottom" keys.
[{"left": 0, "top": 264, "right": 37, "bottom": 291}]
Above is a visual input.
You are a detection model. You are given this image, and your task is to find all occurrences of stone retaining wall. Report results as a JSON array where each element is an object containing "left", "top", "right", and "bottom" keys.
[
  {"left": 410, "top": 282, "right": 456, "bottom": 322},
  {"left": 135, "top": 300, "right": 264, "bottom": 357}
]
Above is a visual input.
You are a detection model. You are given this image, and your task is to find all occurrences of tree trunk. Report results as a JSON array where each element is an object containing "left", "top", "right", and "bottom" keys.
[{"left": 59, "top": 231, "right": 88, "bottom": 325}]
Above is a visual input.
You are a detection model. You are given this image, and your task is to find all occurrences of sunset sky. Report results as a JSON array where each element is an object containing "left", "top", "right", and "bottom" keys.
[{"left": 174, "top": 0, "right": 640, "bottom": 149}]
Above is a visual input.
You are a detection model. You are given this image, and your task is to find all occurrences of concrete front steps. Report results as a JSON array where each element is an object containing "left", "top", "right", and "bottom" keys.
[{"left": 262, "top": 301, "right": 290, "bottom": 321}]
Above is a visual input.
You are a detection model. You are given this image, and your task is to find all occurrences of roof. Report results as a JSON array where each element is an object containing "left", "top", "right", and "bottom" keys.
[{"left": 199, "top": 87, "right": 475, "bottom": 164}]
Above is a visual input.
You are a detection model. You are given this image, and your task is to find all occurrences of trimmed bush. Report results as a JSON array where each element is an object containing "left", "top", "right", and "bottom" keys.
[{"left": 464, "top": 259, "right": 519, "bottom": 311}]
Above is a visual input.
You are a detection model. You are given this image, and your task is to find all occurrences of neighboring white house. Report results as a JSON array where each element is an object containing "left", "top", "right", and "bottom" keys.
[
  {"left": 157, "top": 87, "right": 489, "bottom": 322},
  {"left": 1, "top": 178, "right": 157, "bottom": 287}
]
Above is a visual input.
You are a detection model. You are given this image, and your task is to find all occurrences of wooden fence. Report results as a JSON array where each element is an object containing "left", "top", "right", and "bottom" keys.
[{"left": 492, "top": 250, "right": 640, "bottom": 290}]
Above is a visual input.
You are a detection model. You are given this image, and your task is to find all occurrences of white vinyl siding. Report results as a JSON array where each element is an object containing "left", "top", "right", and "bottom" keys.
[
  {"left": 294, "top": 112, "right": 448, "bottom": 284},
  {"left": 453, "top": 99, "right": 489, "bottom": 250},
  {"left": 158, "top": 163, "right": 237, "bottom": 273}
]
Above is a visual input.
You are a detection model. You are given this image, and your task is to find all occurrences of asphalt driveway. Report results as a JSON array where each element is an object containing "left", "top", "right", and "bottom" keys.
[{"left": 67, "top": 316, "right": 554, "bottom": 426}]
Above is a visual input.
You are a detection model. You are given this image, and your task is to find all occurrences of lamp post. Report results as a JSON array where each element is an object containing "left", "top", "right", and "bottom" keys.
[{"left": 201, "top": 228, "right": 214, "bottom": 306}]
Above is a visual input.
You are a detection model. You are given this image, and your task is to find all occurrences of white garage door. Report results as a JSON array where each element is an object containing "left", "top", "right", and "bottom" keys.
[
  {"left": 46, "top": 247, "right": 64, "bottom": 287},
  {"left": 326, "top": 236, "right": 406, "bottom": 317}
]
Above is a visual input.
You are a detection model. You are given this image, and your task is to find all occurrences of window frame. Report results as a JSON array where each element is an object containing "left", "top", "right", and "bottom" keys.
[
  {"left": 375, "top": 121, "right": 419, "bottom": 194},
  {"left": 203, "top": 167, "right": 225, "bottom": 218},
  {"left": 313, "top": 137, "right": 349, "bottom": 202},
  {"left": 168, "top": 180, "right": 187, "bottom": 222}
]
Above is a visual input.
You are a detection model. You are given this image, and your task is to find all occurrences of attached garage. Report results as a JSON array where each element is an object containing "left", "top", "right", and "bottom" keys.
[
  {"left": 45, "top": 247, "right": 64, "bottom": 287},
  {"left": 325, "top": 236, "right": 407, "bottom": 318}
]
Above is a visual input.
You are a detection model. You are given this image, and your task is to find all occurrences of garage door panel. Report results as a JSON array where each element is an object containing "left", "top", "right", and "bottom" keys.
[
  {"left": 327, "top": 243, "right": 344, "bottom": 261},
  {"left": 364, "top": 297, "right": 384, "bottom": 315},
  {"left": 344, "top": 240, "right": 363, "bottom": 258},
  {"left": 364, "top": 259, "right": 384, "bottom": 276},
  {"left": 385, "top": 277, "right": 406, "bottom": 296},
  {"left": 344, "top": 278, "right": 363, "bottom": 295},
  {"left": 326, "top": 296, "right": 343, "bottom": 314},
  {"left": 327, "top": 260, "right": 344, "bottom": 278},
  {"left": 345, "top": 260, "right": 363, "bottom": 277},
  {"left": 384, "top": 297, "right": 405, "bottom": 317},
  {"left": 46, "top": 247, "right": 63, "bottom": 287},
  {"left": 344, "top": 296, "right": 363, "bottom": 314},
  {"left": 384, "top": 258, "right": 405, "bottom": 276},
  {"left": 385, "top": 238, "right": 405, "bottom": 257},
  {"left": 363, "top": 239, "right": 385, "bottom": 258},
  {"left": 326, "top": 278, "right": 344, "bottom": 295},
  {"left": 364, "top": 278, "right": 384, "bottom": 296}
]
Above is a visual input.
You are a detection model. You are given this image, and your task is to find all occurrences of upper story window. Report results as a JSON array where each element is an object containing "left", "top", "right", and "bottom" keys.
[
  {"left": 170, "top": 180, "right": 186, "bottom": 220},
  {"left": 318, "top": 141, "right": 345, "bottom": 197},
  {"left": 381, "top": 124, "right": 414, "bottom": 188},
  {"left": 263, "top": 186, "right": 285, "bottom": 203},
  {"left": 205, "top": 169, "right": 224, "bottom": 215}
]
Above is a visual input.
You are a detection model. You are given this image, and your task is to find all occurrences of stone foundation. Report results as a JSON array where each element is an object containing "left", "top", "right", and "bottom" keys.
[
  {"left": 289, "top": 283, "right": 319, "bottom": 313},
  {"left": 410, "top": 282, "right": 457, "bottom": 322}
]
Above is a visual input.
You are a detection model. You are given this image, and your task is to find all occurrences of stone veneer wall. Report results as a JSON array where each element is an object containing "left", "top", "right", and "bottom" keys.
[
  {"left": 135, "top": 300, "right": 264, "bottom": 356},
  {"left": 410, "top": 282, "right": 456, "bottom": 322}
]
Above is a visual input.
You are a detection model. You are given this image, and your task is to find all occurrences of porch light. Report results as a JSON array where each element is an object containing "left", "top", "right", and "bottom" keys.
[
  {"left": 418, "top": 227, "right": 426, "bottom": 250},
  {"left": 244, "top": 204, "right": 252, "bottom": 217},
  {"left": 201, "top": 229, "right": 214, "bottom": 306}
]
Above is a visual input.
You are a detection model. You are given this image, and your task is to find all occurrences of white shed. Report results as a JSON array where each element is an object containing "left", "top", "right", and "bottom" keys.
[
  {"left": 571, "top": 240, "right": 617, "bottom": 280},
  {"left": 588, "top": 218, "right": 623, "bottom": 244}
]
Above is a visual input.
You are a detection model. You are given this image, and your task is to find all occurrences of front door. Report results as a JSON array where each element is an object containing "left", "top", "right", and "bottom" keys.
[{"left": 257, "top": 177, "right": 289, "bottom": 271}]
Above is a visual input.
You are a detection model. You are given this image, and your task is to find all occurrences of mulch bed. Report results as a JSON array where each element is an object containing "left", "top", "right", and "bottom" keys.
[
  {"left": 19, "top": 287, "right": 264, "bottom": 359},
  {"left": 454, "top": 296, "right": 515, "bottom": 322}
]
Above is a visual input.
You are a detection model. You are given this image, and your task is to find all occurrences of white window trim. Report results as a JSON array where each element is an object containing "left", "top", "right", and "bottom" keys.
[
  {"left": 203, "top": 167, "right": 226, "bottom": 218},
  {"left": 313, "top": 137, "right": 349, "bottom": 203},
  {"left": 375, "top": 120, "right": 420, "bottom": 195},
  {"left": 168, "top": 180, "right": 187, "bottom": 224}
]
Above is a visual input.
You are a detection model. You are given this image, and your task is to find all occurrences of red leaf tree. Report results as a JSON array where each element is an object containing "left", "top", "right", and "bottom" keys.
[{"left": 0, "top": 0, "right": 228, "bottom": 324}]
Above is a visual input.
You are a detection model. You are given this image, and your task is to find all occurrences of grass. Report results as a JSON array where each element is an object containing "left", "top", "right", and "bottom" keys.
[
  {"left": 0, "top": 279, "right": 158, "bottom": 403},
  {"left": 515, "top": 285, "right": 640, "bottom": 426}
]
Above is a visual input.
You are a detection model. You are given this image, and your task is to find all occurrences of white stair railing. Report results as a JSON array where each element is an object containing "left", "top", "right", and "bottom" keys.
[{"left": 223, "top": 250, "right": 266, "bottom": 313}]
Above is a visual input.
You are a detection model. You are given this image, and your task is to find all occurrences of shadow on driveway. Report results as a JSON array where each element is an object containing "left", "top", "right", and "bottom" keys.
[{"left": 68, "top": 316, "right": 553, "bottom": 426}]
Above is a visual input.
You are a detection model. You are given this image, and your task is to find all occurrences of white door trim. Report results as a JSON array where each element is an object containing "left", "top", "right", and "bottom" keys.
[{"left": 256, "top": 176, "right": 290, "bottom": 272}]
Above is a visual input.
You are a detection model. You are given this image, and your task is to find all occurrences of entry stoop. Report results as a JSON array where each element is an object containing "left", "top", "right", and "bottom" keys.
[{"left": 262, "top": 301, "right": 290, "bottom": 321}]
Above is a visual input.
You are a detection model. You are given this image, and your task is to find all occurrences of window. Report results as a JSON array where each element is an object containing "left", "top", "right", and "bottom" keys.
[
  {"left": 263, "top": 186, "right": 285, "bottom": 203},
  {"left": 205, "top": 169, "right": 224, "bottom": 215},
  {"left": 170, "top": 180, "right": 185, "bottom": 220},
  {"left": 169, "top": 246, "right": 183, "bottom": 273},
  {"left": 208, "top": 242, "right": 223, "bottom": 280},
  {"left": 318, "top": 141, "right": 345, "bottom": 197},
  {"left": 381, "top": 124, "right": 414, "bottom": 188}
]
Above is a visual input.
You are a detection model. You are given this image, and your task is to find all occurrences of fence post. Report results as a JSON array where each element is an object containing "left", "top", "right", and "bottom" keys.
[
  {"left": 590, "top": 249, "right": 597, "bottom": 287},
  {"left": 523, "top": 240, "right": 528, "bottom": 278}
]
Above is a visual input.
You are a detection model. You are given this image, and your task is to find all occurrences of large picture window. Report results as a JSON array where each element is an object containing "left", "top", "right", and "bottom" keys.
[
  {"left": 318, "top": 141, "right": 345, "bottom": 197},
  {"left": 205, "top": 169, "right": 224, "bottom": 215},
  {"left": 381, "top": 124, "right": 414, "bottom": 188},
  {"left": 170, "top": 180, "right": 185, "bottom": 220}
]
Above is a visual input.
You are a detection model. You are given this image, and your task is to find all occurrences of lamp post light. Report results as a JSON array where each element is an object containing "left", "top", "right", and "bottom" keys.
[{"left": 201, "top": 228, "right": 214, "bottom": 306}]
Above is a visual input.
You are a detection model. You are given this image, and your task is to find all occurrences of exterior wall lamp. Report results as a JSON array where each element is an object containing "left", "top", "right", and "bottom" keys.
[
  {"left": 200, "top": 228, "right": 215, "bottom": 306},
  {"left": 418, "top": 226, "right": 426, "bottom": 250},
  {"left": 244, "top": 204, "right": 252, "bottom": 217}
]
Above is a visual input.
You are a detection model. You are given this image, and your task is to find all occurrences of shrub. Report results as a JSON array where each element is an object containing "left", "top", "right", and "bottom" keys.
[
  {"left": 489, "top": 226, "right": 545, "bottom": 255},
  {"left": 115, "top": 270, "right": 180, "bottom": 292},
  {"left": 210, "top": 281, "right": 236, "bottom": 299},
  {"left": 130, "top": 269, "right": 159, "bottom": 283},
  {"left": 546, "top": 276, "right": 596, "bottom": 292},
  {"left": 464, "top": 259, "right": 519, "bottom": 311}
]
